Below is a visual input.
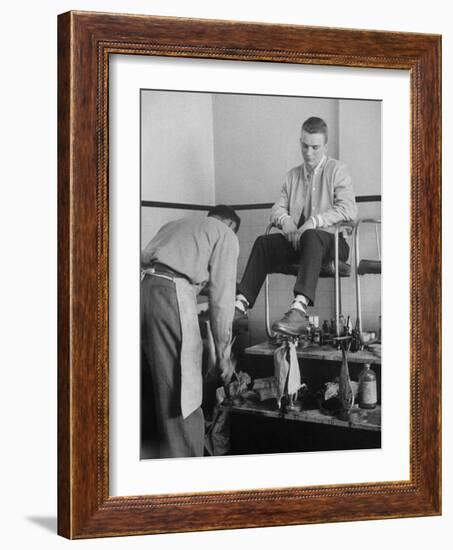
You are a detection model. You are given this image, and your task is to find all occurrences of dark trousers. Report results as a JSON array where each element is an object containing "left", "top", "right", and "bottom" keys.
[
  {"left": 141, "top": 275, "right": 204, "bottom": 458},
  {"left": 237, "top": 229, "right": 349, "bottom": 307}
]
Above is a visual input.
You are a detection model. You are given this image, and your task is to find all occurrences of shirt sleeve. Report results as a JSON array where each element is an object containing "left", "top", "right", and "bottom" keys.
[
  {"left": 208, "top": 229, "right": 239, "bottom": 361},
  {"left": 270, "top": 174, "right": 292, "bottom": 227},
  {"left": 318, "top": 164, "right": 357, "bottom": 227}
]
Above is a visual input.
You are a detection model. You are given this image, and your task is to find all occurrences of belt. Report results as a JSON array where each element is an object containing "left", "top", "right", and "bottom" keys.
[{"left": 141, "top": 263, "right": 190, "bottom": 282}]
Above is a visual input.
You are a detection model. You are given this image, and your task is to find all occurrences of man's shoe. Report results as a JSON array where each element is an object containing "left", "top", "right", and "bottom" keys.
[
  {"left": 233, "top": 307, "right": 248, "bottom": 333},
  {"left": 271, "top": 308, "right": 308, "bottom": 336}
]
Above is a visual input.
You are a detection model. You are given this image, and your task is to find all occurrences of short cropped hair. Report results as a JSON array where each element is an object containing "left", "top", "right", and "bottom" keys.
[
  {"left": 302, "top": 117, "right": 328, "bottom": 143},
  {"left": 208, "top": 204, "right": 241, "bottom": 231}
]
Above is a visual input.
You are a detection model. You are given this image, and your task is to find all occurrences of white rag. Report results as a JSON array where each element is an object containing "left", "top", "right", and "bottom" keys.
[{"left": 274, "top": 340, "right": 301, "bottom": 408}]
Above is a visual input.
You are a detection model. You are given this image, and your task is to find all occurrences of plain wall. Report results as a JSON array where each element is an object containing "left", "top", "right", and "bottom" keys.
[
  {"left": 141, "top": 90, "right": 216, "bottom": 202},
  {"left": 141, "top": 90, "right": 216, "bottom": 243},
  {"left": 339, "top": 100, "right": 381, "bottom": 195},
  {"left": 339, "top": 100, "right": 382, "bottom": 331}
]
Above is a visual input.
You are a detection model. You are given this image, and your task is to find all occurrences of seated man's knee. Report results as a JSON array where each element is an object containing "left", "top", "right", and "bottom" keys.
[
  {"left": 299, "top": 229, "right": 323, "bottom": 252},
  {"left": 248, "top": 234, "right": 268, "bottom": 255},
  {"left": 300, "top": 228, "right": 319, "bottom": 242},
  {"left": 254, "top": 234, "right": 268, "bottom": 247},
  {"left": 254, "top": 233, "right": 280, "bottom": 248}
]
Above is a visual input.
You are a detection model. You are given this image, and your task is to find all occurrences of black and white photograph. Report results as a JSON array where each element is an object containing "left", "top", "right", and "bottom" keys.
[
  {"left": 140, "top": 90, "right": 382, "bottom": 460},
  {"left": 2, "top": 0, "right": 447, "bottom": 546}
]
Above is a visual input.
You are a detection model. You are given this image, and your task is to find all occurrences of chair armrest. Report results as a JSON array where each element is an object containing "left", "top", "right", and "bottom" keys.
[
  {"left": 266, "top": 220, "right": 357, "bottom": 236},
  {"left": 354, "top": 217, "right": 382, "bottom": 265},
  {"left": 355, "top": 217, "right": 381, "bottom": 226},
  {"left": 334, "top": 220, "right": 356, "bottom": 238},
  {"left": 265, "top": 222, "right": 276, "bottom": 235}
]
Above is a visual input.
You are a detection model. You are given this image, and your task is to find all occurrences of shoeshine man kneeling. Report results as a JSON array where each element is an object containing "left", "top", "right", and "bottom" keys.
[{"left": 234, "top": 116, "right": 357, "bottom": 336}]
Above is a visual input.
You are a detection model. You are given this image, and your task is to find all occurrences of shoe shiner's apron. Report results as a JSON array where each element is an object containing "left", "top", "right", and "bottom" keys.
[
  {"left": 174, "top": 278, "right": 203, "bottom": 419},
  {"left": 142, "top": 268, "right": 203, "bottom": 420}
]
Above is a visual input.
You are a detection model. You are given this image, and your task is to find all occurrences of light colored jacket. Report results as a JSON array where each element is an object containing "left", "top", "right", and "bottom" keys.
[{"left": 270, "top": 157, "right": 357, "bottom": 233}]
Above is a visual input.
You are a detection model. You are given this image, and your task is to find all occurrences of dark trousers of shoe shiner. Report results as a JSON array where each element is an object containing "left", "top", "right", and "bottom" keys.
[
  {"left": 237, "top": 228, "right": 349, "bottom": 307},
  {"left": 141, "top": 275, "right": 204, "bottom": 458}
]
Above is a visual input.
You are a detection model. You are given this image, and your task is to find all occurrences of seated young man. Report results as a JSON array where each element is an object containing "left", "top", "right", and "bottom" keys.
[{"left": 235, "top": 116, "right": 357, "bottom": 336}]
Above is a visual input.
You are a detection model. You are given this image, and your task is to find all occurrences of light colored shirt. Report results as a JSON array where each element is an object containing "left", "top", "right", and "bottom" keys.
[
  {"left": 141, "top": 216, "right": 239, "bottom": 361},
  {"left": 270, "top": 156, "right": 357, "bottom": 233}
]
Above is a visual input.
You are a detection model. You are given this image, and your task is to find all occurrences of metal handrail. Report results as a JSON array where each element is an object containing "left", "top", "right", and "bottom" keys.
[
  {"left": 353, "top": 218, "right": 381, "bottom": 334},
  {"left": 264, "top": 223, "right": 275, "bottom": 339}
]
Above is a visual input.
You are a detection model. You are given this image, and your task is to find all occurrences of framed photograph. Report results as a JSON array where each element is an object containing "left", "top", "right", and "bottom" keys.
[{"left": 58, "top": 11, "right": 441, "bottom": 538}]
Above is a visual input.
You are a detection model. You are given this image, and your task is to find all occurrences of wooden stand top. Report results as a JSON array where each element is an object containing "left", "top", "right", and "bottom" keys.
[{"left": 245, "top": 341, "right": 382, "bottom": 365}]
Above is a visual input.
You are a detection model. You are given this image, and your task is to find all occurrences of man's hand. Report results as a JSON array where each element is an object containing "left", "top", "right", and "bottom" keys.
[
  {"left": 286, "top": 230, "right": 301, "bottom": 251},
  {"left": 280, "top": 216, "right": 298, "bottom": 235},
  {"left": 281, "top": 216, "right": 299, "bottom": 248},
  {"left": 299, "top": 218, "right": 315, "bottom": 234},
  {"left": 288, "top": 219, "right": 315, "bottom": 251},
  {"left": 218, "top": 357, "right": 235, "bottom": 387}
]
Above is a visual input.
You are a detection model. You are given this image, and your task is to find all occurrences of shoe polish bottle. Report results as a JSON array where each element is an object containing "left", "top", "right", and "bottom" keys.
[
  {"left": 330, "top": 318, "right": 335, "bottom": 335},
  {"left": 321, "top": 320, "right": 329, "bottom": 346},
  {"left": 313, "top": 316, "right": 321, "bottom": 344},
  {"left": 307, "top": 316, "right": 314, "bottom": 342},
  {"left": 358, "top": 363, "right": 377, "bottom": 409}
]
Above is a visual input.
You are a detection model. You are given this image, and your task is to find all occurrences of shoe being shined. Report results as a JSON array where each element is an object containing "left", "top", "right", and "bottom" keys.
[{"left": 271, "top": 308, "right": 308, "bottom": 336}]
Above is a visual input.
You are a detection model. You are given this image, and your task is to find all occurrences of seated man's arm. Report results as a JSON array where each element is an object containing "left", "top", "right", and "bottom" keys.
[
  {"left": 270, "top": 177, "right": 298, "bottom": 234},
  {"left": 316, "top": 164, "right": 357, "bottom": 227}
]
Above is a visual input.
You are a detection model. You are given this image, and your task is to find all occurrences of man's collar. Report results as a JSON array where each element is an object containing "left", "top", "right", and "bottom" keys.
[{"left": 304, "top": 155, "right": 327, "bottom": 176}]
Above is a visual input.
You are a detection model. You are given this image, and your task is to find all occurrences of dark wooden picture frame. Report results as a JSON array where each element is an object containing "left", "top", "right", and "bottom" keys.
[{"left": 58, "top": 11, "right": 441, "bottom": 539}]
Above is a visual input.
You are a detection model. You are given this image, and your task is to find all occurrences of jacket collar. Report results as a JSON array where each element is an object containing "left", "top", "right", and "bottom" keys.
[{"left": 303, "top": 155, "right": 327, "bottom": 178}]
